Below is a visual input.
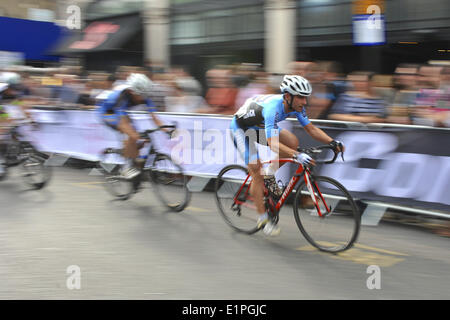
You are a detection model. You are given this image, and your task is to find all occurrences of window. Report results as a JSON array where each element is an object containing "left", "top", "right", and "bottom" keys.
[{"left": 86, "top": 0, "right": 144, "bottom": 20}]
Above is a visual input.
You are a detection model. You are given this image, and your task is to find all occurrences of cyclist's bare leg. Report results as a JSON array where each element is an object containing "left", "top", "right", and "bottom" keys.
[
  {"left": 248, "top": 160, "right": 266, "bottom": 215},
  {"left": 278, "top": 129, "right": 299, "bottom": 157},
  {"left": 266, "top": 130, "right": 299, "bottom": 174},
  {"left": 117, "top": 116, "right": 139, "bottom": 160}
]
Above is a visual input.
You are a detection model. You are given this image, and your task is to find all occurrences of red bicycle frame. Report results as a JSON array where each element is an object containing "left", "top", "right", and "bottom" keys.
[{"left": 233, "top": 159, "right": 331, "bottom": 217}]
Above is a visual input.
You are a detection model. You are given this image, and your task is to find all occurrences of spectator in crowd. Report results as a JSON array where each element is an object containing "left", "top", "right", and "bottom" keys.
[
  {"left": 144, "top": 59, "right": 166, "bottom": 75},
  {"left": 388, "top": 63, "right": 421, "bottom": 124},
  {"left": 77, "top": 72, "right": 112, "bottom": 108},
  {"left": 148, "top": 72, "right": 173, "bottom": 112},
  {"left": 372, "top": 74, "right": 395, "bottom": 105},
  {"left": 328, "top": 71, "right": 388, "bottom": 123},
  {"left": 234, "top": 66, "right": 269, "bottom": 113},
  {"left": 77, "top": 78, "right": 96, "bottom": 107},
  {"left": 411, "top": 64, "right": 446, "bottom": 126},
  {"left": 170, "top": 66, "right": 202, "bottom": 97},
  {"left": 429, "top": 66, "right": 450, "bottom": 127},
  {"left": 266, "top": 73, "right": 285, "bottom": 94},
  {"left": 165, "top": 78, "right": 209, "bottom": 113},
  {"left": 113, "top": 66, "right": 134, "bottom": 87},
  {"left": 287, "top": 60, "right": 315, "bottom": 77},
  {"left": 54, "top": 73, "right": 82, "bottom": 105},
  {"left": 204, "top": 68, "right": 238, "bottom": 114},
  {"left": 305, "top": 62, "right": 335, "bottom": 119},
  {"left": 322, "top": 61, "right": 348, "bottom": 100},
  {"left": 302, "top": 61, "right": 349, "bottom": 120}
]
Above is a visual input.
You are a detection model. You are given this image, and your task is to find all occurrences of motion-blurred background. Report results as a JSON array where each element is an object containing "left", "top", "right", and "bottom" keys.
[
  {"left": 0, "top": 1, "right": 449, "bottom": 300},
  {"left": 0, "top": 0, "right": 448, "bottom": 124}
]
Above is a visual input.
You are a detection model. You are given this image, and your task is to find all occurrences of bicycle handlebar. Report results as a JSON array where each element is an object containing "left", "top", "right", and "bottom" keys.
[
  {"left": 140, "top": 124, "right": 177, "bottom": 138},
  {"left": 297, "top": 144, "right": 344, "bottom": 165}
]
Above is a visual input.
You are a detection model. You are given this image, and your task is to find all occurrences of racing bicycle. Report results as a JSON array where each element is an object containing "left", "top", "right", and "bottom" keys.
[
  {"left": 0, "top": 122, "right": 52, "bottom": 189},
  {"left": 96, "top": 125, "right": 191, "bottom": 212},
  {"left": 215, "top": 145, "right": 360, "bottom": 253}
]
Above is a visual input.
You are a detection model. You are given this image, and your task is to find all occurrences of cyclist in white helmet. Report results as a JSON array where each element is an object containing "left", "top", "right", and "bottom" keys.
[
  {"left": 99, "top": 73, "right": 166, "bottom": 179},
  {"left": 230, "top": 75, "right": 344, "bottom": 236}
]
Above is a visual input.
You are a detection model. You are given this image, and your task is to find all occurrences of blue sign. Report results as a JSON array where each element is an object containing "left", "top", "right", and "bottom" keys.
[{"left": 0, "top": 17, "right": 65, "bottom": 61}]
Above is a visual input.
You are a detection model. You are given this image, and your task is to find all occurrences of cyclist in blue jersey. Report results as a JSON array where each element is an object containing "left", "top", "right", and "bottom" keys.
[
  {"left": 100, "top": 73, "right": 166, "bottom": 179},
  {"left": 230, "top": 75, "right": 344, "bottom": 236}
]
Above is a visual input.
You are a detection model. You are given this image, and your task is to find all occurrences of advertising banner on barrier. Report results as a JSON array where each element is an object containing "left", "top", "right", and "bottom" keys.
[
  {"left": 8, "top": 106, "right": 449, "bottom": 212},
  {"left": 293, "top": 124, "right": 450, "bottom": 211}
]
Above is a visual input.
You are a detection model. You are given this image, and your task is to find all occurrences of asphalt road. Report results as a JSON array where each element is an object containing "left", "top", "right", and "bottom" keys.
[{"left": 0, "top": 167, "right": 449, "bottom": 299}]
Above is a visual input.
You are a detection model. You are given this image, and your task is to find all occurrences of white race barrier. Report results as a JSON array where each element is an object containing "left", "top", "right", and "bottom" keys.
[
  {"left": 4, "top": 105, "right": 450, "bottom": 220},
  {"left": 6, "top": 106, "right": 292, "bottom": 184}
]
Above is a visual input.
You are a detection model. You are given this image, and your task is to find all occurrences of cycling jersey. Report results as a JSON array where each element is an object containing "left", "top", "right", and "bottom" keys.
[
  {"left": 231, "top": 94, "right": 310, "bottom": 164},
  {"left": 234, "top": 94, "right": 310, "bottom": 138},
  {"left": 99, "top": 86, "right": 157, "bottom": 128}
]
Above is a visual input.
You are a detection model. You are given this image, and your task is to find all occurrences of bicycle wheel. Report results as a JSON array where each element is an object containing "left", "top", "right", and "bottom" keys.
[
  {"left": 19, "top": 143, "right": 51, "bottom": 190},
  {"left": 215, "top": 165, "right": 262, "bottom": 234},
  {"left": 97, "top": 148, "right": 134, "bottom": 200},
  {"left": 150, "top": 153, "right": 191, "bottom": 212},
  {"left": 293, "top": 175, "right": 360, "bottom": 253}
]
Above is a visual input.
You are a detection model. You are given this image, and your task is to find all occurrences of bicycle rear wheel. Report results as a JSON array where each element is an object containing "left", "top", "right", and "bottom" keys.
[
  {"left": 97, "top": 148, "right": 134, "bottom": 200},
  {"left": 293, "top": 175, "right": 360, "bottom": 253},
  {"left": 150, "top": 153, "right": 191, "bottom": 212},
  {"left": 20, "top": 143, "right": 52, "bottom": 190},
  {"left": 215, "top": 165, "right": 261, "bottom": 234}
]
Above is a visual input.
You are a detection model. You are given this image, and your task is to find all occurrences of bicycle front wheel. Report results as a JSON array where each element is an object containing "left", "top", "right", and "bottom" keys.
[
  {"left": 215, "top": 165, "right": 261, "bottom": 234},
  {"left": 150, "top": 153, "right": 191, "bottom": 212},
  {"left": 293, "top": 175, "right": 360, "bottom": 253}
]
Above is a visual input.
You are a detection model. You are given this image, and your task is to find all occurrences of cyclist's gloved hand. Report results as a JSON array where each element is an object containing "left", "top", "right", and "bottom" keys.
[
  {"left": 170, "top": 129, "right": 179, "bottom": 139},
  {"left": 330, "top": 140, "right": 344, "bottom": 152},
  {"left": 296, "top": 152, "right": 314, "bottom": 166}
]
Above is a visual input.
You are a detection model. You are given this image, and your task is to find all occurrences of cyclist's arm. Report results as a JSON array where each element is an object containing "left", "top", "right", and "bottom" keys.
[
  {"left": 264, "top": 107, "right": 297, "bottom": 158},
  {"left": 267, "top": 136, "right": 298, "bottom": 158},
  {"left": 303, "top": 123, "right": 345, "bottom": 152},
  {"left": 303, "top": 123, "right": 333, "bottom": 144},
  {"left": 146, "top": 98, "right": 167, "bottom": 130},
  {"left": 150, "top": 112, "right": 164, "bottom": 128}
]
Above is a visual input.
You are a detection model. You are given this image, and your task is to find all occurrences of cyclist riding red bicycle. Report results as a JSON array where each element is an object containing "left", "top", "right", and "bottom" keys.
[{"left": 230, "top": 75, "right": 344, "bottom": 236}]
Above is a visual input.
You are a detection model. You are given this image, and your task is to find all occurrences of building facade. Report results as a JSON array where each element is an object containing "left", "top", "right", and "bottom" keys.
[
  {"left": 2, "top": 0, "right": 449, "bottom": 74},
  {"left": 171, "top": 0, "right": 450, "bottom": 77}
]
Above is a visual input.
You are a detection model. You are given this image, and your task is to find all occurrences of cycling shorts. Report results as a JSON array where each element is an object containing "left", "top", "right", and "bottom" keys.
[{"left": 230, "top": 116, "right": 279, "bottom": 165}]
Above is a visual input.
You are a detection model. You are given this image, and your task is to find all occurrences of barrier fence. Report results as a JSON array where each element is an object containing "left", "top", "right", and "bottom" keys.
[{"left": 4, "top": 105, "right": 450, "bottom": 223}]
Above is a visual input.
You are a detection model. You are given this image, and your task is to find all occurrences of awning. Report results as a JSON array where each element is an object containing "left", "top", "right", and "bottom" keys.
[{"left": 50, "top": 14, "right": 141, "bottom": 55}]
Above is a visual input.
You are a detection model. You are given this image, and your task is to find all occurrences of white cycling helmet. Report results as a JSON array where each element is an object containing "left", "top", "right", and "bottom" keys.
[
  {"left": 280, "top": 75, "right": 312, "bottom": 96},
  {"left": 126, "top": 73, "right": 153, "bottom": 97},
  {"left": 0, "top": 83, "right": 8, "bottom": 92},
  {"left": 0, "top": 72, "right": 21, "bottom": 86}
]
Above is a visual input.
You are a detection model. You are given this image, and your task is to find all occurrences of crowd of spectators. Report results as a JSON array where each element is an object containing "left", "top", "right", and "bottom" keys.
[{"left": 1, "top": 60, "right": 450, "bottom": 127}]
